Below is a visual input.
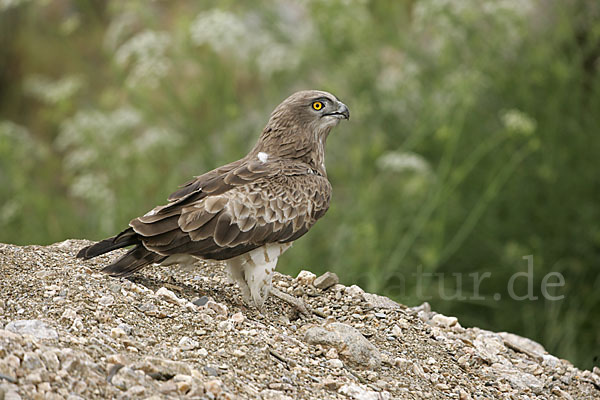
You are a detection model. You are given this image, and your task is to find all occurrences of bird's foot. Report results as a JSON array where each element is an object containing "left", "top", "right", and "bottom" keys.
[{"left": 270, "top": 287, "right": 311, "bottom": 317}]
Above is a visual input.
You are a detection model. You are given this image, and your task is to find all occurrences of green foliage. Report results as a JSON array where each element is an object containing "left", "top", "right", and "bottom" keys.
[{"left": 1, "top": 0, "right": 599, "bottom": 369}]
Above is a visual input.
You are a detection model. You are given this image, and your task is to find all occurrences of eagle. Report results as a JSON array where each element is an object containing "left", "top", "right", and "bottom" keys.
[{"left": 77, "top": 90, "right": 349, "bottom": 310}]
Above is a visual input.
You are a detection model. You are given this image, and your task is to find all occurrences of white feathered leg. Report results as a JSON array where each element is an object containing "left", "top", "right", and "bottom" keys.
[
  {"left": 227, "top": 243, "right": 292, "bottom": 309},
  {"left": 245, "top": 258, "right": 278, "bottom": 310},
  {"left": 225, "top": 257, "right": 253, "bottom": 306}
]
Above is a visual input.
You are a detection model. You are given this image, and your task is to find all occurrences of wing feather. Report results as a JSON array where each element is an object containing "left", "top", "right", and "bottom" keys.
[{"left": 127, "top": 160, "right": 331, "bottom": 262}]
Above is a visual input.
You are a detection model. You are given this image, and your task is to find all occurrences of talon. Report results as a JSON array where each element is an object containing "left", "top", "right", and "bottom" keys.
[{"left": 270, "top": 287, "right": 312, "bottom": 317}]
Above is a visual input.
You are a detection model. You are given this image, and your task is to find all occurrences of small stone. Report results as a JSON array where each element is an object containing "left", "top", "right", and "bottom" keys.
[
  {"left": 260, "top": 389, "right": 294, "bottom": 400},
  {"left": 158, "top": 381, "right": 178, "bottom": 394},
  {"left": 41, "top": 351, "right": 60, "bottom": 371},
  {"left": 175, "top": 380, "right": 192, "bottom": 394},
  {"left": 192, "top": 296, "right": 209, "bottom": 306},
  {"left": 474, "top": 333, "right": 506, "bottom": 364},
  {"left": 4, "top": 390, "right": 22, "bottom": 400},
  {"left": 304, "top": 322, "right": 381, "bottom": 370},
  {"left": 108, "top": 283, "right": 122, "bottom": 294},
  {"left": 106, "top": 354, "right": 129, "bottom": 365},
  {"left": 98, "top": 295, "right": 114, "bottom": 306},
  {"left": 542, "top": 354, "right": 560, "bottom": 369},
  {"left": 136, "top": 357, "right": 192, "bottom": 377},
  {"left": 374, "top": 312, "right": 386, "bottom": 319},
  {"left": 296, "top": 270, "right": 316, "bottom": 285},
  {"left": 431, "top": 314, "right": 458, "bottom": 328},
  {"left": 394, "top": 357, "right": 411, "bottom": 371},
  {"left": 498, "top": 331, "right": 547, "bottom": 356},
  {"left": 551, "top": 386, "right": 573, "bottom": 399},
  {"left": 314, "top": 272, "right": 339, "bottom": 290},
  {"left": 111, "top": 366, "right": 146, "bottom": 391},
  {"left": 178, "top": 336, "right": 200, "bottom": 351},
  {"left": 110, "top": 327, "right": 127, "bottom": 339},
  {"left": 362, "top": 292, "right": 401, "bottom": 309},
  {"left": 155, "top": 287, "right": 182, "bottom": 305},
  {"left": 339, "top": 383, "right": 382, "bottom": 400},
  {"left": 345, "top": 285, "right": 364, "bottom": 297},
  {"left": 38, "top": 382, "right": 51, "bottom": 392},
  {"left": 491, "top": 363, "right": 543, "bottom": 394},
  {"left": 230, "top": 312, "right": 245, "bottom": 324},
  {"left": 325, "top": 348, "right": 338, "bottom": 359},
  {"left": 60, "top": 309, "right": 77, "bottom": 323},
  {"left": 22, "top": 352, "right": 44, "bottom": 370},
  {"left": 5, "top": 320, "right": 58, "bottom": 340},
  {"left": 218, "top": 320, "right": 233, "bottom": 332},
  {"left": 232, "top": 349, "right": 245, "bottom": 357},
  {"left": 327, "top": 359, "right": 344, "bottom": 369},
  {"left": 117, "top": 323, "right": 133, "bottom": 335},
  {"left": 138, "top": 302, "right": 158, "bottom": 315},
  {"left": 391, "top": 325, "right": 403, "bottom": 338},
  {"left": 125, "top": 385, "right": 146, "bottom": 397},
  {"left": 322, "top": 378, "right": 341, "bottom": 390},
  {"left": 204, "top": 379, "right": 222, "bottom": 397},
  {"left": 206, "top": 301, "right": 228, "bottom": 316},
  {"left": 25, "top": 372, "right": 42, "bottom": 384},
  {"left": 204, "top": 366, "right": 219, "bottom": 376}
]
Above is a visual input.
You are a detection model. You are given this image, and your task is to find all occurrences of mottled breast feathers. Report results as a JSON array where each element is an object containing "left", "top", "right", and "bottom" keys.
[{"left": 129, "top": 158, "right": 331, "bottom": 261}]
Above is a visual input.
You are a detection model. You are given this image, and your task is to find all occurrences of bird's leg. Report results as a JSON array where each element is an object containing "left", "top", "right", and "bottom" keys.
[
  {"left": 270, "top": 287, "right": 311, "bottom": 317},
  {"left": 225, "top": 259, "right": 253, "bottom": 306}
]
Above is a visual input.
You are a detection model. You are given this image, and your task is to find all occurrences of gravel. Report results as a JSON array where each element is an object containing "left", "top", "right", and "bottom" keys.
[{"left": 0, "top": 240, "right": 598, "bottom": 399}]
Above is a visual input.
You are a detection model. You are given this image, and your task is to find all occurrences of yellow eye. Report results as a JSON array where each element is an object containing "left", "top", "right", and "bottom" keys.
[{"left": 312, "top": 101, "right": 323, "bottom": 111}]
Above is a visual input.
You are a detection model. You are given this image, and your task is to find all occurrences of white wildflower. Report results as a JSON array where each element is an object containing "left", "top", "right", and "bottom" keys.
[
  {"left": 104, "top": 12, "right": 138, "bottom": 51},
  {"left": 134, "top": 127, "right": 182, "bottom": 152},
  {"left": 500, "top": 109, "right": 536, "bottom": 136},
  {"left": 114, "top": 30, "right": 172, "bottom": 88},
  {"left": 24, "top": 75, "right": 83, "bottom": 104},
  {"left": 377, "top": 151, "right": 431, "bottom": 174},
  {"left": 56, "top": 107, "right": 142, "bottom": 151},
  {"left": 70, "top": 173, "right": 116, "bottom": 232},
  {"left": 0, "top": 0, "right": 31, "bottom": 11},
  {"left": 256, "top": 43, "right": 299, "bottom": 76},
  {"left": 189, "top": 8, "right": 302, "bottom": 77},
  {"left": 190, "top": 10, "right": 248, "bottom": 55},
  {"left": 0, "top": 120, "right": 31, "bottom": 143}
]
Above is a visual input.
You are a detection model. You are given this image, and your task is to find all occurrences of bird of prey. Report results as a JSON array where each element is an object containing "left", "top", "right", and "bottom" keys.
[{"left": 77, "top": 90, "right": 349, "bottom": 310}]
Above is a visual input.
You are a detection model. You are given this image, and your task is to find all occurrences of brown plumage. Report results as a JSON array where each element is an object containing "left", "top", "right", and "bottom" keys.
[{"left": 77, "top": 90, "right": 349, "bottom": 308}]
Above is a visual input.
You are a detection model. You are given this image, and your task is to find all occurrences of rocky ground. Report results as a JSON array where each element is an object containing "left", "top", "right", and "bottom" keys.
[{"left": 0, "top": 240, "right": 599, "bottom": 400}]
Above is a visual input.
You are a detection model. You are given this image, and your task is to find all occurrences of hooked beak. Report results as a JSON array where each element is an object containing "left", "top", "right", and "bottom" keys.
[{"left": 325, "top": 101, "right": 350, "bottom": 120}]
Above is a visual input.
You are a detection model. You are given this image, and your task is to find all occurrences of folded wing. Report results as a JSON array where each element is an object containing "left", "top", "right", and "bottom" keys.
[{"left": 97, "top": 159, "right": 331, "bottom": 277}]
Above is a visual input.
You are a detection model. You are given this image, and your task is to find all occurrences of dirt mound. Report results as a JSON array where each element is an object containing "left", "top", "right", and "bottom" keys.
[{"left": 0, "top": 240, "right": 598, "bottom": 399}]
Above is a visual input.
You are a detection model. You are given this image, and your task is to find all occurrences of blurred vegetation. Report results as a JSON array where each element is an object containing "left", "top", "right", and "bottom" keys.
[{"left": 1, "top": 0, "right": 599, "bottom": 369}]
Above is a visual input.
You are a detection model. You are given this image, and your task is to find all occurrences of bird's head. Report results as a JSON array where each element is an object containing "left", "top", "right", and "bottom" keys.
[
  {"left": 254, "top": 90, "right": 349, "bottom": 167},
  {"left": 268, "top": 90, "right": 350, "bottom": 132}
]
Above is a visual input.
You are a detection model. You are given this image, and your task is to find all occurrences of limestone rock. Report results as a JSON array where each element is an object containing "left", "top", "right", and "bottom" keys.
[
  {"left": 5, "top": 320, "right": 58, "bottom": 340},
  {"left": 314, "top": 272, "right": 339, "bottom": 290},
  {"left": 304, "top": 322, "right": 381, "bottom": 369}
]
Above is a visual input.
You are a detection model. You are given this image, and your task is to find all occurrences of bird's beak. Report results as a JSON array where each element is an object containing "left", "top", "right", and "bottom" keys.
[
  {"left": 325, "top": 101, "right": 350, "bottom": 120},
  {"left": 337, "top": 101, "right": 350, "bottom": 120}
]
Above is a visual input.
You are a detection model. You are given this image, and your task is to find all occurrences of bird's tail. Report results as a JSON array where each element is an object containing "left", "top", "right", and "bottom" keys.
[
  {"left": 76, "top": 228, "right": 140, "bottom": 259},
  {"left": 77, "top": 227, "right": 166, "bottom": 277},
  {"left": 100, "top": 245, "right": 166, "bottom": 277}
]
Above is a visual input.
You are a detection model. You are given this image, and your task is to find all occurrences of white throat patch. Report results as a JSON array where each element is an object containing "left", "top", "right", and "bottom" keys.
[{"left": 257, "top": 152, "right": 269, "bottom": 163}]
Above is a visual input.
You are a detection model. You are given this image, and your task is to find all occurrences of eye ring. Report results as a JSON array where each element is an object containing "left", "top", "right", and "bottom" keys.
[{"left": 312, "top": 101, "right": 323, "bottom": 111}]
